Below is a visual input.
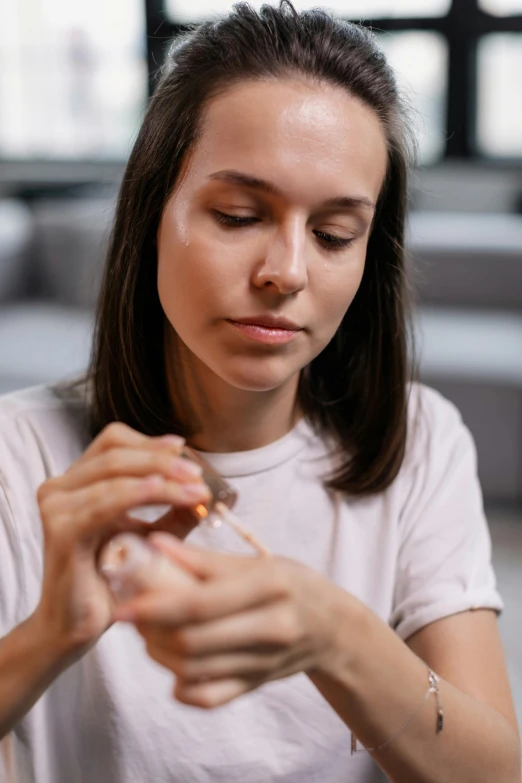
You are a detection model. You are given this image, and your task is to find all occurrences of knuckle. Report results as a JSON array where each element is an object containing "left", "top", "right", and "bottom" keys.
[
  {"left": 93, "top": 479, "right": 140, "bottom": 517},
  {"left": 41, "top": 511, "right": 63, "bottom": 540},
  {"left": 274, "top": 606, "right": 300, "bottom": 645},
  {"left": 264, "top": 651, "right": 285, "bottom": 673},
  {"left": 114, "top": 476, "right": 140, "bottom": 500},
  {"left": 36, "top": 477, "right": 59, "bottom": 506},
  {"left": 39, "top": 497, "right": 56, "bottom": 526},
  {"left": 192, "top": 688, "right": 219, "bottom": 710},
  {"left": 150, "top": 451, "right": 173, "bottom": 476},
  {"left": 101, "top": 450, "right": 125, "bottom": 476},
  {"left": 144, "top": 638, "right": 164, "bottom": 664},
  {"left": 39, "top": 502, "right": 73, "bottom": 551},
  {"left": 45, "top": 520, "right": 74, "bottom": 555},
  {"left": 36, "top": 482, "right": 48, "bottom": 506},
  {"left": 174, "top": 629, "right": 196, "bottom": 655},
  {"left": 38, "top": 492, "right": 63, "bottom": 529},
  {"left": 184, "top": 595, "right": 207, "bottom": 623},
  {"left": 89, "top": 481, "right": 109, "bottom": 506},
  {"left": 83, "top": 483, "right": 118, "bottom": 522},
  {"left": 101, "top": 421, "right": 130, "bottom": 448},
  {"left": 173, "top": 657, "right": 195, "bottom": 679},
  {"left": 266, "top": 560, "right": 291, "bottom": 597}
]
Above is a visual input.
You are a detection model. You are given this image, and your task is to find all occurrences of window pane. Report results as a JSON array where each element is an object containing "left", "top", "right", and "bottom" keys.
[
  {"left": 477, "top": 35, "right": 522, "bottom": 157},
  {"left": 378, "top": 32, "right": 448, "bottom": 163},
  {"left": 480, "top": 0, "right": 522, "bottom": 15},
  {"left": 166, "top": 0, "right": 451, "bottom": 25},
  {"left": 0, "top": 0, "right": 147, "bottom": 160}
]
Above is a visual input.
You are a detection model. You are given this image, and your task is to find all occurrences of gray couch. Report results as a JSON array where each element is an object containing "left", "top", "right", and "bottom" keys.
[
  {"left": 0, "top": 196, "right": 521, "bottom": 503},
  {"left": 409, "top": 212, "right": 522, "bottom": 503}
]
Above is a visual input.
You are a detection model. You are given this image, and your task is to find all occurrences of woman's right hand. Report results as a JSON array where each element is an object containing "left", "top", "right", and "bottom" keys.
[{"left": 33, "top": 422, "right": 211, "bottom": 659}]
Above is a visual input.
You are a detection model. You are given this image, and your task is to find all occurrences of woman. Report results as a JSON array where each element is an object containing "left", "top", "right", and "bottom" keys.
[{"left": 0, "top": 3, "right": 519, "bottom": 782}]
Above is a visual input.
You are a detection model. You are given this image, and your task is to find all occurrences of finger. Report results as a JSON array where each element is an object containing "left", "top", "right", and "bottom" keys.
[
  {"left": 113, "top": 559, "right": 288, "bottom": 626},
  {"left": 148, "top": 532, "right": 263, "bottom": 580},
  {"left": 80, "top": 421, "right": 185, "bottom": 463},
  {"left": 174, "top": 677, "right": 253, "bottom": 709},
  {"left": 58, "top": 447, "right": 204, "bottom": 491},
  {"left": 44, "top": 474, "right": 211, "bottom": 542},
  {"left": 143, "top": 642, "right": 283, "bottom": 681},
  {"left": 132, "top": 603, "right": 294, "bottom": 657}
]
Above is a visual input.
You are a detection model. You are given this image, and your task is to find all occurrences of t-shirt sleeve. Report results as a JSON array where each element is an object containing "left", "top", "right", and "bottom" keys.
[
  {"left": 390, "top": 386, "right": 503, "bottom": 642},
  {"left": 0, "top": 406, "right": 49, "bottom": 638},
  {"left": 0, "top": 477, "right": 26, "bottom": 637}
]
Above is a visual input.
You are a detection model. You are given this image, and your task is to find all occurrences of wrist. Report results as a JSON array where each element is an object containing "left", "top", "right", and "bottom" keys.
[
  {"left": 30, "top": 604, "right": 96, "bottom": 667},
  {"left": 0, "top": 611, "right": 83, "bottom": 739},
  {"left": 312, "top": 584, "right": 369, "bottom": 683},
  {"left": 0, "top": 614, "right": 68, "bottom": 709}
]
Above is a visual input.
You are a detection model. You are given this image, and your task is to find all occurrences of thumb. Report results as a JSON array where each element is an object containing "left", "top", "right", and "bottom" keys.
[{"left": 147, "top": 532, "right": 257, "bottom": 580}]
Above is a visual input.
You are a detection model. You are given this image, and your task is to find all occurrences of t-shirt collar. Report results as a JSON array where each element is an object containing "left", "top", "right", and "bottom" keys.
[{"left": 191, "top": 418, "right": 315, "bottom": 478}]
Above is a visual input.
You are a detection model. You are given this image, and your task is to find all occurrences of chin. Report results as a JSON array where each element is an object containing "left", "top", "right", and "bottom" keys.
[
  {"left": 222, "top": 370, "right": 294, "bottom": 393},
  {"left": 213, "top": 356, "right": 303, "bottom": 393}
]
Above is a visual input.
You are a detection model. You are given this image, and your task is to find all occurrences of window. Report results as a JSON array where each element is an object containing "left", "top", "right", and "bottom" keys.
[
  {"left": 477, "top": 34, "right": 522, "bottom": 156},
  {"left": 165, "top": 0, "right": 451, "bottom": 24},
  {"left": 480, "top": 0, "right": 522, "bottom": 14},
  {"left": 156, "top": 0, "right": 522, "bottom": 163},
  {"left": 161, "top": 3, "right": 449, "bottom": 164},
  {"left": 4, "top": 1, "right": 522, "bottom": 166},
  {"left": 378, "top": 32, "right": 448, "bottom": 163},
  {"left": 0, "top": 0, "right": 148, "bottom": 160}
]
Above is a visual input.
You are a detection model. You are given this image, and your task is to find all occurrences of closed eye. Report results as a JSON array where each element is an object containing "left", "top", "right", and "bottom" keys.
[
  {"left": 213, "top": 211, "right": 355, "bottom": 251},
  {"left": 313, "top": 230, "right": 355, "bottom": 251},
  {"left": 213, "top": 211, "right": 259, "bottom": 227}
]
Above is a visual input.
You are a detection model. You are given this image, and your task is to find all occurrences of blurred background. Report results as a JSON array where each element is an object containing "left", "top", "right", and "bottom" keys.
[{"left": 0, "top": 0, "right": 521, "bottom": 720}]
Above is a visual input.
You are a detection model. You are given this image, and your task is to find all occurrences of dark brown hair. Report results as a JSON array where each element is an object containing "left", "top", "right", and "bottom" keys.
[{"left": 82, "top": 1, "right": 417, "bottom": 495}]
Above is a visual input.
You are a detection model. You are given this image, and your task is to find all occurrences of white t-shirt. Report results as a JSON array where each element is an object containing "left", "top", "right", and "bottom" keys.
[{"left": 0, "top": 381, "right": 503, "bottom": 783}]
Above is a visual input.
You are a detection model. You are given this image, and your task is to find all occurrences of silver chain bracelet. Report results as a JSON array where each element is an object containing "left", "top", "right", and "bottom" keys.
[{"left": 351, "top": 668, "right": 444, "bottom": 756}]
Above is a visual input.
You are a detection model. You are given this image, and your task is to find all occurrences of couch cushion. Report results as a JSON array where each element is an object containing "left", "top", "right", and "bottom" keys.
[
  {"left": 0, "top": 199, "right": 33, "bottom": 301},
  {"left": 416, "top": 307, "right": 522, "bottom": 385},
  {"left": 31, "top": 198, "right": 115, "bottom": 308},
  {"left": 0, "top": 303, "right": 93, "bottom": 395},
  {"left": 408, "top": 212, "right": 522, "bottom": 310}
]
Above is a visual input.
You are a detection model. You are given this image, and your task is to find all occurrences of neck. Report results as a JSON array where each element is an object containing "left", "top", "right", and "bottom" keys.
[{"left": 165, "top": 337, "right": 301, "bottom": 453}]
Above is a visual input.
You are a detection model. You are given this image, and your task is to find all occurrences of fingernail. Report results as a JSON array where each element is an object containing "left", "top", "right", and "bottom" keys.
[
  {"left": 142, "top": 474, "right": 164, "bottom": 488},
  {"left": 172, "top": 459, "right": 203, "bottom": 479},
  {"left": 160, "top": 435, "right": 185, "bottom": 448},
  {"left": 182, "top": 482, "right": 210, "bottom": 499}
]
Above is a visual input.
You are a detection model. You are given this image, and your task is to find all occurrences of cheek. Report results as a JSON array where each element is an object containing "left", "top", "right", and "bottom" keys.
[
  {"left": 315, "top": 251, "right": 366, "bottom": 327},
  {"left": 157, "top": 244, "right": 203, "bottom": 343},
  {"left": 158, "top": 210, "right": 252, "bottom": 303},
  {"left": 157, "top": 233, "right": 222, "bottom": 321}
]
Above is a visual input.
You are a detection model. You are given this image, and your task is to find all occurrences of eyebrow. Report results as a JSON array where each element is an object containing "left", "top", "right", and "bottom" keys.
[{"left": 207, "top": 170, "right": 376, "bottom": 213}]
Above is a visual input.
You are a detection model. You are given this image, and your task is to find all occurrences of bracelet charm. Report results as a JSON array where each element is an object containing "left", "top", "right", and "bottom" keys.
[{"left": 351, "top": 667, "right": 443, "bottom": 756}]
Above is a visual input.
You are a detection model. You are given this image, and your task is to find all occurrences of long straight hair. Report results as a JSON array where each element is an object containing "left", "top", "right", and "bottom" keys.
[{"left": 81, "top": 1, "right": 417, "bottom": 495}]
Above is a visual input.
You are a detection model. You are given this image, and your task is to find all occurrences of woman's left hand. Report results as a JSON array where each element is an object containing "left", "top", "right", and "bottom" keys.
[{"left": 113, "top": 532, "right": 347, "bottom": 708}]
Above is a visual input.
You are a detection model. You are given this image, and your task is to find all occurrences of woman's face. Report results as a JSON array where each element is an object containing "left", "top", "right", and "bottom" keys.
[{"left": 157, "top": 78, "right": 387, "bottom": 394}]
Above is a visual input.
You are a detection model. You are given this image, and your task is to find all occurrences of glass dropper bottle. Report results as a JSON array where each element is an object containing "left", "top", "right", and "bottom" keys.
[
  {"left": 100, "top": 446, "right": 269, "bottom": 601},
  {"left": 128, "top": 444, "right": 267, "bottom": 553}
]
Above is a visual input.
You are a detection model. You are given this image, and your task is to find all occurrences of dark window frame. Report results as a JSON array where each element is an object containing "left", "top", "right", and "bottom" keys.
[
  {"left": 2, "top": 0, "right": 522, "bottom": 195},
  {"left": 147, "top": 0, "right": 522, "bottom": 161}
]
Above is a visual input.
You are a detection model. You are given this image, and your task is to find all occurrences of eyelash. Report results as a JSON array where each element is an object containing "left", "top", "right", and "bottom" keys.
[{"left": 212, "top": 211, "right": 354, "bottom": 251}]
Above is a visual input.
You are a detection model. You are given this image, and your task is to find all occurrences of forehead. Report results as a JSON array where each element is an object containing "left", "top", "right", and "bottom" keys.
[{"left": 184, "top": 78, "right": 388, "bottom": 204}]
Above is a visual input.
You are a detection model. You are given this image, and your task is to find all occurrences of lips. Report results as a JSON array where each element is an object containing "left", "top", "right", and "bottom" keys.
[
  {"left": 226, "top": 317, "right": 302, "bottom": 345},
  {"left": 229, "top": 315, "right": 302, "bottom": 331}
]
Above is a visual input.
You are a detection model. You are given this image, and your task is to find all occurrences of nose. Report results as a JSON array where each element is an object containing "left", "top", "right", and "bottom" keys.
[{"left": 252, "top": 218, "right": 308, "bottom": 295}]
